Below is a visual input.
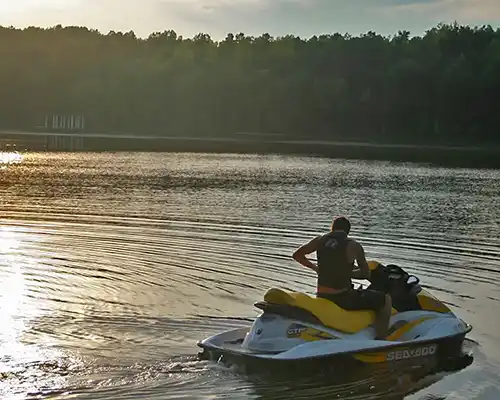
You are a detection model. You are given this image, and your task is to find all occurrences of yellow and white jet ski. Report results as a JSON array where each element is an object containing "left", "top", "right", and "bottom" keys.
[{"left": 198, "top": 261, "right": 472, "bottom": 369}]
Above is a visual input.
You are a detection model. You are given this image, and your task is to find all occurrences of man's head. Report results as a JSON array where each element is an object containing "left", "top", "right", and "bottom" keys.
[{"left": 331, "top": 216, "right": 351, "bottom": 234}]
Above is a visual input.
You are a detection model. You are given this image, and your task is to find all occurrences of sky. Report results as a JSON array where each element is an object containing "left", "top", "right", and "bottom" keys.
[{"left": 0, "top": 0, "right": 499, "bottom": 40}]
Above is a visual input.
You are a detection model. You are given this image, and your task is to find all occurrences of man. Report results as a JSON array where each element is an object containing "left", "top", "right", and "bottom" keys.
[{"left": 292, "top": 216, "right": 392, "bottom": 340}]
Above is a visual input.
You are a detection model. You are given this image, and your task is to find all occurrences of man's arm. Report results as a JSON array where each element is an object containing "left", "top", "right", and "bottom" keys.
[
  {"left": 292, "top": 236, "right": 321, "bottom": 273},
  {"left": 351, "top": 242, "right": 370, "bottom": 280}
]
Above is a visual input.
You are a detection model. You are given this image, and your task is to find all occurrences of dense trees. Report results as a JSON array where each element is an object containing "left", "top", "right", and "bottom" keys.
[{"left": 0, "top": 23, "right": 499, "bottom": 144}]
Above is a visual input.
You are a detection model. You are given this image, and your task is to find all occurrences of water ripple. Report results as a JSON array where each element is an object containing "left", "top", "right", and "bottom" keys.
[{"left": 0, "top": 152, "right": 499, "bottom": 399}]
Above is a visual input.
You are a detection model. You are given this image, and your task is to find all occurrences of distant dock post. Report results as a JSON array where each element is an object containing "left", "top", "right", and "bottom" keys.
[{"left": 42, "top": 113, "right": 86, "bottom": 151}]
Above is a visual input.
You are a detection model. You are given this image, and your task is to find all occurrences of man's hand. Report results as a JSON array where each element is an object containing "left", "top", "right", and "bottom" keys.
[{"left": 292, "top": 236, "right": 321, "bottom": 273}]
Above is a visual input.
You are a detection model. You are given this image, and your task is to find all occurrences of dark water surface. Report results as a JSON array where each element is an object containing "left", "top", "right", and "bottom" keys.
[{"left": 1, "top": 152, "right": 499, "bottom": 399}]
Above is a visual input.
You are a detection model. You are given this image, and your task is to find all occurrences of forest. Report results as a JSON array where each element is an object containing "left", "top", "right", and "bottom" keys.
[{"left": 0, "top": 23, "right": 499, "bottom": 145}]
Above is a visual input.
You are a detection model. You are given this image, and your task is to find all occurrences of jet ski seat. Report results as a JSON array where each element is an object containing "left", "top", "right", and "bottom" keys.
[
  {"left": 262, "top": 261, "right": 448, "bottom": 334},
  {"left": 262, "top": 261, "right": 397, "bottom": 334},
  {"left": 263, "top": 288, "right": 397, "bottom": 333}
]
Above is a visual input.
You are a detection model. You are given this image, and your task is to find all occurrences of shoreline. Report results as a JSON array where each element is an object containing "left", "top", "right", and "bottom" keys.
[{"left": 1, "top": 130, "right": 500, "bottom": 169}]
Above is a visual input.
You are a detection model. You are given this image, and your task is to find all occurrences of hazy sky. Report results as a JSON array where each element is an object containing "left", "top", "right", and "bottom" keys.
[{"left": 0, "top": 0, "right": 499, "bottom": 40}]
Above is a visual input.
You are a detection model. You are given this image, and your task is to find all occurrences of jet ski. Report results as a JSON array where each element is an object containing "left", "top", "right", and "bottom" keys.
[{"left": 198, "top": 261, "right": 472, "bottom": 370}]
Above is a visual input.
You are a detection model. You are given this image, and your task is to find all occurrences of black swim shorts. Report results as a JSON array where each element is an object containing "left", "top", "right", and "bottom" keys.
[{"left": 318, "top": 289, "right": 386, "bottom": 311}]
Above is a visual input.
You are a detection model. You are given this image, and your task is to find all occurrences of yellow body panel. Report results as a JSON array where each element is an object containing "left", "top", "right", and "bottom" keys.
[{"left": 417, "top": 290, "right": 451, "bottom": 313}]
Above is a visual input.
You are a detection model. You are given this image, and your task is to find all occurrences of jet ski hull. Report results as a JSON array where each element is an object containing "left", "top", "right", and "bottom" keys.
[
  {"left": 198, "top": 310, "right": 472, "bottom": 372},
  {"left": 198, "top": 322, "right": 471, "bottom": 373}
]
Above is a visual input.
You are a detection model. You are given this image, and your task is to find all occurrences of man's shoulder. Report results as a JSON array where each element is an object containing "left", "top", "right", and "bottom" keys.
[{"left": 347, "top": 238, "right": 363, "bottom": 249}]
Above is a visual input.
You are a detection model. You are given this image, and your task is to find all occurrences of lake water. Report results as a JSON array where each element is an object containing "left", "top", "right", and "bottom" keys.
[{"left": 1, "top": 152, "right": 499, "bottom": 399}]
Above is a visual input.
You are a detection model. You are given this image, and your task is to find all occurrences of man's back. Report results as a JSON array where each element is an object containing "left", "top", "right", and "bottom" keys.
[{"left": 316, "top": 230, "right": 354, "bottom": 291}]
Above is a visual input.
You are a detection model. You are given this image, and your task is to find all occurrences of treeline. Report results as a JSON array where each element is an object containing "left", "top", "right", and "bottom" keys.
[{"left": 0, "top": 23, "right": 499, "bottom": 144}]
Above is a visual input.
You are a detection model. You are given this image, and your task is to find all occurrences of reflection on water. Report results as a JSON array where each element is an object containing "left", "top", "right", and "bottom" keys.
[
  {"left": 0, "top": 227, "right": 72, "bottom": 399},
  {"left": 0, "top": 152, "right": 499, "bottom": 399},
  {"left": 0, "top": 151, "right": 23, "bottom": 166}
]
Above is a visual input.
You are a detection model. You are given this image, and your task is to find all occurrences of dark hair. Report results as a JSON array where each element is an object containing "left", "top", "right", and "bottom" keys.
[{"left": 331, "top": 217, "right": 351, "bottom": 234}]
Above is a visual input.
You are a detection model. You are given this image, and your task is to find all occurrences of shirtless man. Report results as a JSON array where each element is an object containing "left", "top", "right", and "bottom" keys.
[{"left": 292, "top": 216, "right": 392, "bottom": 340}]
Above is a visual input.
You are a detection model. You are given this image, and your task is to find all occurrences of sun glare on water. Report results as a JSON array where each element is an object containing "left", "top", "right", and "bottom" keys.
[
  {"left": 0, "top": 228, "right": 27, "bottom": 343},
  {"left": 0, "top": 152, "right": 23, "bottom": 168},
  {"left": 0, "top": 228, "right": 31, "bottom": 397},
  {"left": 0, "top": 227, "right": 68, "bottom": 399}
]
